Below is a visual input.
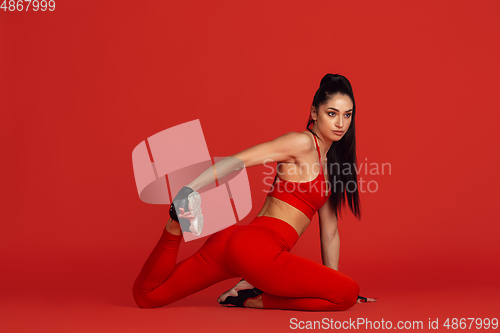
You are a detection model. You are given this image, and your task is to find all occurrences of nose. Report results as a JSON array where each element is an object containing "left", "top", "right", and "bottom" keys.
[{"left": 335, "top": 115, "right": 343, "bottom": 128}]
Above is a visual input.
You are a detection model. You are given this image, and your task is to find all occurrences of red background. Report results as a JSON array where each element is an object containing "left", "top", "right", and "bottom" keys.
[{"left": 1, "top": 0, "right": 499, "bottom": 332}]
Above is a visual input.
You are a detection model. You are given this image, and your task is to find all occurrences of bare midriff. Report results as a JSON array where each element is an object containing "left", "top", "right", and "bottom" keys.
[{"left": 256, "top": 195, "right": 311, "bottom": 238}]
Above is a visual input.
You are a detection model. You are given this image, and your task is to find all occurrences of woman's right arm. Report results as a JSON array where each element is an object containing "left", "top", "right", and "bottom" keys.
[
  {"left": 186, "top": 131, "right": 312, "bottom": 192},
  {"left": 170, "top": 131, "right": 313, "bottom": 231}
]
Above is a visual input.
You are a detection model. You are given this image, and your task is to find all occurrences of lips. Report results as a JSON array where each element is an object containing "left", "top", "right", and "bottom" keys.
[{"left": 332, "top": 131, "right": 344, "bottom": 135}]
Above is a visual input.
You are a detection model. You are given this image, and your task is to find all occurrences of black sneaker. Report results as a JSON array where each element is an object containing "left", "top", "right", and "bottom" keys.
[{"left": 219, "top": 288, "right": 264, "bottom": 307}]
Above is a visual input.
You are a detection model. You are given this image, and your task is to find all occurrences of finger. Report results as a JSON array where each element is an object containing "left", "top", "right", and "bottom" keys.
[
  {"left": 180, "top": 211, "right": 194, "bottom": 217},
  {"left": 179, "top": 207, "right": 185, "bottom": 214}
]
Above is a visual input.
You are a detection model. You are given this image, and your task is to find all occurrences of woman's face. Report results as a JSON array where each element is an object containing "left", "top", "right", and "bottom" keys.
[{"left": 312, "top": 93, "right": 353, "bottom": 141}]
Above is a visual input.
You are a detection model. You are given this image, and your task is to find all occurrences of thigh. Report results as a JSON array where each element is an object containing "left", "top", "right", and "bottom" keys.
[
  {"left": 261, "top": 252, "right": 359, "bottom": 302},
  {"left": 224, "top": 224, "right": 359, "bottom": 302},
  {"left": 198, "top": 223, "right": 243, "bottom": 272}
]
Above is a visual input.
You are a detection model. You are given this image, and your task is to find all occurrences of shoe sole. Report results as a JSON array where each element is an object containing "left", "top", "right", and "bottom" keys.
[
  {"left": 217, "top": 279, "right": 254, "bottom": 304},
  {"left": 187, "top": 191, "right": 203, "bottom": 236}
]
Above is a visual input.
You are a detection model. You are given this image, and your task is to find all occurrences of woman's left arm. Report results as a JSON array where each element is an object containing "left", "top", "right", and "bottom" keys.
[
  {"left": 320, "top": 229, "right": 339, "bottom": 270},
  {"left": 319, "top": 201, "right": 378, "bottom": 303},
  {"left": 318, "top": 200, "right": 339, "bottom": 270}
]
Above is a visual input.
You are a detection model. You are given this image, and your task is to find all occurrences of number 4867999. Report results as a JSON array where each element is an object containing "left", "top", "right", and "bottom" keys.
[{"left": 1, "top": 0, "right": 55, "bottom": 11}]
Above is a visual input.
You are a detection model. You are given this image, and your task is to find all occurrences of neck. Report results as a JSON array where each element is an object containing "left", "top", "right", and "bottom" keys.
[{"left": 312, "top": 124, "right": 333, "bottom": 157}]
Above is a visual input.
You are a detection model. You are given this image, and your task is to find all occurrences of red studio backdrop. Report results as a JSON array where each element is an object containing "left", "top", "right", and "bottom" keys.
[{"left": 1, "top": 1, "right": 499, "bottom": 332}]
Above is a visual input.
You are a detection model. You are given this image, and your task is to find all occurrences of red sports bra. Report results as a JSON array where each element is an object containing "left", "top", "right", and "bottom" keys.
[{"left": 267, "top": 134, "right": 331, "bottom": 221}]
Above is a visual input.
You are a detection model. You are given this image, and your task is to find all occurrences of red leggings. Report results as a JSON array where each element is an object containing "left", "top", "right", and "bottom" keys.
[{"left": 133, "top": 216, "right": 360, "bottom": 311}]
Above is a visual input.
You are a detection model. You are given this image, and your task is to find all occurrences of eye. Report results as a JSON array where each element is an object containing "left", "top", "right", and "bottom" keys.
[
  {"left": 345, "top": 113, "right": 352, "bottom": 118},
  {"left": 328, "top": 112, "right": 335, "bottom": 117}
]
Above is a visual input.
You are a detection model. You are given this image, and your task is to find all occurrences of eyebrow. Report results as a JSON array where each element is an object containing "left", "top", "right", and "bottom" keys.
[{"left": 326, "top": 107, "right": 353, "bottom": 113}]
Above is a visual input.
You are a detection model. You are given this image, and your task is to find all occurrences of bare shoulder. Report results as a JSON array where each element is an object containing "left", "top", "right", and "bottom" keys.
[
  {"left": 229, "top": 131, "right": 314, "bottom": 168},
  {"left": 279, "top": 131, "right": 313, "bottom": 150},
  {"left": 298, "top": 130, "right": 317, "bottom": 152}
]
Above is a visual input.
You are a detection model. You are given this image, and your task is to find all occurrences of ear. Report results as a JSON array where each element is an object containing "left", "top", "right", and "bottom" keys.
[{"left": 310, "top": 105, "right": 317, "bottom": 120}]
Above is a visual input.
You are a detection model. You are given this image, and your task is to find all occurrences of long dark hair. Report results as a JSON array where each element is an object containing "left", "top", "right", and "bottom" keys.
[{"left": 306, "top": 73, "right": 361, "bottom": 220}]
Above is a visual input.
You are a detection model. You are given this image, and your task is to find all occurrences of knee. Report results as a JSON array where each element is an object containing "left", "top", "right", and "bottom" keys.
[
  {"left": 134, "top": 292, "right": 166, "bottom": 309},
  {"left": 133, "top": 295, "right": 151, "bottom": 309},
  {"left": 339, "top": 279, "right": 360, "bottom": 311},
  {"left": 135, "top": 299, "right": 153, "bottom": 309},
  {"left": 132, "top": 284, "right": 157, "bottom": 309},
  {"left": 133, "top": 289, "right": 152, "bottom": 309},
  {"left": 326, "top": 278, "right": 360, "bottom": 311}
]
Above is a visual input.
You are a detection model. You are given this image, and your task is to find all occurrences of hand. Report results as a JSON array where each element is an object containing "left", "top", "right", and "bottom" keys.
[
  {"left": 177, "top": 207, "right": 197, "bottom": 233},
  {"left": 169, "top": 187, "right": 204, "bottom": 236},
  {"left": 357, "top": 295, "right": 377, "bottom": 303}
]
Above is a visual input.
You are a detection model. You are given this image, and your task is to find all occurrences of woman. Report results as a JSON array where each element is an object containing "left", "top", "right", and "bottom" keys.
[{"left": 133, "top": 73, "right": 377, "bottom": 310}]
